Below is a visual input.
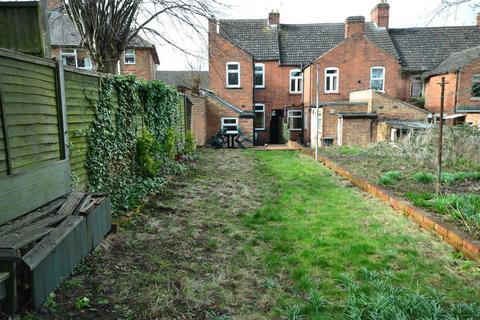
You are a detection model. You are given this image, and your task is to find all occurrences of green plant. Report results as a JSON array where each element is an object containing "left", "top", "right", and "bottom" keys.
[
  {"left": 136, "top": 129, "right": 162, "bottom": 177},
  {"left": 377, "top": 170, "right": 401, "bottom": 186},
  {"left": 283, "top": 305, "right": 305, "bottom": 320},
  {"left": 184, "top": 130, "right": 197, "bottom": 157},
  {"left": 162, "top": 127, "right": 177, "bottom": 161},
  {"left": 45, "top": 293, "right": 57, "bottom": 313},
  {"left": 307, "top": 289, "right": 328, "bottom": 313},
  {"left": 412, "top": 171, "right": 434, "bottom": 184},
  {"left": 75, "top": 296, "right": 90, "bottom": 310}
]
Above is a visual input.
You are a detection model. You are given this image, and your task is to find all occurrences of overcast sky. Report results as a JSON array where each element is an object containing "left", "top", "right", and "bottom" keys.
[{"left": 156, "top": 0, "right": 478, "bottom": 71}]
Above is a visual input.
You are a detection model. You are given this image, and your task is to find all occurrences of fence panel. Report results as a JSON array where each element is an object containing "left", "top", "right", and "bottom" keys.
[
  {"left": 0, "top": 55, "right": 60, "bottom": 175},
  {"left": 0, "top": 113, "right": 6, "bottom": 177},
  {"left": 64, "top": 70, "right": 100, "bottom": 187}
]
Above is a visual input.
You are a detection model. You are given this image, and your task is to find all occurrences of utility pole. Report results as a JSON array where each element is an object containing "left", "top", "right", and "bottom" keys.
[{"left": 436, "top": 76, "right": 447, "bottom": 194}]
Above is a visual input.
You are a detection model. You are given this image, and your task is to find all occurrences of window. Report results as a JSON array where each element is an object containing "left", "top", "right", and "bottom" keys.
[
  {"left": 325, "top": 68, "right": 339, "bottom": 93},
  {"left": 472, "top": 75, "right": 480, "bottom": 98},
  {"left": 254, "top": 63, "right": 265, "bottom": 88},
  {"left": 61, "top": 49, "right": 92, "bottom": 70},
  {"left": 226, "top": 62, "right": 240, "bottom": 88},
  {"left": 411, "top": 76, "right": 423, "bottom": 98},
  {"left": 466, "top": 121, "right": 474, "bottom": 127},
  {"left": 287, "top": 110, "right": 302, "bottom": 131},
  {"left": 370, "top": 67, "right": 385, "bottom": 91},
  {"left": 221, "top": 117, "right": 239, "bottom": 134},
  {"left": 289, "top": 69, "right": 302, "bottom": 94},
  {"left": 124, "top": 49, "right": 136, "bottom": 64},
  {"left": 254, "top": 104, "right": 265, "bottom": 130}
]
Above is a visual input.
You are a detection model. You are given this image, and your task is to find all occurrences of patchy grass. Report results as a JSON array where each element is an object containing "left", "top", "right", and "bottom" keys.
[{"left": 30, "top": 149, "right": 480, "bottom": 319}]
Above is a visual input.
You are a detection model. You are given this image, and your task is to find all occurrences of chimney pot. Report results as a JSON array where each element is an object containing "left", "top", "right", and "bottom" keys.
[
  {"left": 345, "top": 16, "right": 366, "bottom": 39},
  {"left": 477, "top": 12, "right": 480, "bottom": 27},
  {"left": 371, "top": 2, "right": 390, "bottom": 29},
  {"left": 269, "top": 10, "right": 280, "bottom": 25}
]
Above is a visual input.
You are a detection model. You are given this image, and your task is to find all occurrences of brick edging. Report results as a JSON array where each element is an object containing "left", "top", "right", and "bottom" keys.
[{"left": 288, "top": 141, "right": 480, "bottom": 261}]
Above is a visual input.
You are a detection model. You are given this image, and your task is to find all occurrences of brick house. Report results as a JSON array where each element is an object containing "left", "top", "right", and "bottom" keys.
[
  {"left": 209, "top": 2, "right": 480, "bottom": 146},
  {"left": 48, "top": 4, "right": 159, "bottom": 80},
  {"left": 422, "top": 46, "right": 480, "bottom": 127}
]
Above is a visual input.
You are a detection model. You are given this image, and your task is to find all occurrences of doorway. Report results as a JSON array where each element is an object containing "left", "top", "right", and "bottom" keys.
[{"left": 269, "top": 109, "right": 284, "bottom": 144}]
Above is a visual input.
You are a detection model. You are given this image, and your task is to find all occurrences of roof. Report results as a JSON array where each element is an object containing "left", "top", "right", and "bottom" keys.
[
  {"left": 423, "top": 46, "right": 480, "bottom": 77},
  {"left": 156, "top": 71, "right": 209, "bottom": 89},
  {"left": 200, "top": 89, "right": 254, "bottom": 117},
  {"left": 456, "top": 105, "right": 480, "bottom": 113},
  {"left": 386, "top": 120, "right": 434, "bottom": 129},
  {"left": 389, "top": 26, "right": 480, "bottom": 71},
  {"left": 219, "top": 20, "right": 398, "bottom": 66},
  {"left": 48, "top": 10, "right": 159, "bottom": 62},
  {"left": 338, "top": 112, "right": 378, "bottom": 119}
]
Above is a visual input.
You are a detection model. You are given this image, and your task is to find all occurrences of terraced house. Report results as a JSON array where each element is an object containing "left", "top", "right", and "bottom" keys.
[{"left": 208, "top": 1, "right": 480, "bottom": 145}]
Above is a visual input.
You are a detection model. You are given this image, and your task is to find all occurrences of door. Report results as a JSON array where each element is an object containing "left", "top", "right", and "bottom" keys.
[
  {"left": 310, "top": 108, "right": 323, "bottom": 148},
  {"left": 270, "top": 109, "right": 284, "bottom": 144}
]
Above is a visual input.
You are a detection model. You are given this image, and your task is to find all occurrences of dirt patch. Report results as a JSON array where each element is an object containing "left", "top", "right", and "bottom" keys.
[{"left": 29, "top": 149, "right": 267, "bottom": 320}]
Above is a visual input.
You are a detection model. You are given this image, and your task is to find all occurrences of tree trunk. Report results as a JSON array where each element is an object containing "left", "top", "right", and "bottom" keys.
[{"left": 97, "top": 58, "right": 119, "bottom": 75}]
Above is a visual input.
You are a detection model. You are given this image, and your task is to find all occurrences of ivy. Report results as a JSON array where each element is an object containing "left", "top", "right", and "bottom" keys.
[{"left": 85, "top": 76, "right": 186, "bottom": 215}]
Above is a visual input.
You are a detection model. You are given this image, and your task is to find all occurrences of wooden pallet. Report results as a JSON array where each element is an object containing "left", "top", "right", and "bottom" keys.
[{"left": 0, "top": 191, "right": 111, "bottom": 313}]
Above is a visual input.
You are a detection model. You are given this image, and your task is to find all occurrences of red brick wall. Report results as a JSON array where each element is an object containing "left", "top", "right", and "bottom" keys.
[
  {"left": 341, "top": 118, "right": 374, "bottom": 146},
  {"left": 188, "top": 94, "right": 207, "bottom": 146},
  {"left": 254, "top": 61, "right": 302, "bottom": 144},
  {"left": 321, "top": 104, "right": 368, "bottom": 144},
  {"left": 304, "top": 38, "right": 407, "bottom": 104},
  {"left": 424, "top": 73, "right": 458, "bottom": 115},
  {"left": 208, "top": 25, "right": 254, "bottom": 111},
  {"left": 371, "top": 91, "right": 428, "bottom": 120},
  {"left": 457, "top": 58, "right": 480, "bottom": 107},
  {"left": 119, "top": 49, "right": 156, "bottom": 80}
]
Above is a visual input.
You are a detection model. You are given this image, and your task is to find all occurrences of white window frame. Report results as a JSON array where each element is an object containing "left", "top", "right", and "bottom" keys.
[
  {"left": 472, "top": 74, "right": 480, "bottom": 99},
  {"left": 254, "top": 103, "right": 265, "bottom": 131},
  {"left": 221, "top": 117, "right": 239, "bottom": 134},
  {"left": 410, "top": 75, "right": 423, "bottom": 98},
  {"left": 60, "top": 48, "right": 92, "bottom": 70},
  {"left": 254, "top": 63, "right": 265, "bottom": 89},
  {"left": 370, "top": 66, "right": 385, "bottom": 92},
  {"left": 324, "top": 67, "right": 339, "bottom": 93},
  {"left": 287, "top": 110, "right": 302, "bottom": 131},
  {"left": 124, "top": 49, "right": 136, "bottom": 65},
  {"left": 226, "top": 62, "right": 241, "bottom": 88},
  {"left": 289, "top": 69, "right": 302, "bottom": 94}
]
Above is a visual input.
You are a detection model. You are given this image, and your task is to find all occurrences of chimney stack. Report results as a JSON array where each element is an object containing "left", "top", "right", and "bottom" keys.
[
  {"left": 371, "top": 1, "right": 390, "bottom": 29},
  {"left": 345, "top": 16, "right": 365, "bottom": 39},
  {"left": 477, "top": 12, "right": 480, "bottom": 28},
  {"left": 269, "top": 10, "right": 280, "bottom": 25}
]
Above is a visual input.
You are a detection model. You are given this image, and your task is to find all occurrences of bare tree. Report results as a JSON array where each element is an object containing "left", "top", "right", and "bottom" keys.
[
  {"left": 61, "top": 0, "right": 223, "bottom": 73},
  {"left": 186, "top": 54, "right": 204, "bottom": 94},
  {"left": 430, "top": 0, "right": 479, "bottom": 22}
]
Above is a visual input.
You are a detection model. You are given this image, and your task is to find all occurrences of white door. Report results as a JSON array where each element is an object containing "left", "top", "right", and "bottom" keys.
[{"left": 310, "top": 109, "right": 322, "bottom": 148}]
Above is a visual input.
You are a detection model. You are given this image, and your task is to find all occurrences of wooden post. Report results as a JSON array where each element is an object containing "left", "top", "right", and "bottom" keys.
[
  {"left": 0, "top": 88, "right": 12, "bottom": 175},
  {"left": 0, "top": 260, "right": 17, "bottom": 314},
  {"left": 55, "top": 61, "right": 69, "bottom": 160},
  {"left": 436, "top": 76, "right": 446, "bottom": 194}
]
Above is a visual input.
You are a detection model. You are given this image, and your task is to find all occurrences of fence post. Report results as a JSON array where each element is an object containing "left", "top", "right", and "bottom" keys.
[
  {"left": 0, "top": 88, "right": 12, "bottom": 175},
  {"left": 55, "top": 61, "right": 69, "bottom": 160}
]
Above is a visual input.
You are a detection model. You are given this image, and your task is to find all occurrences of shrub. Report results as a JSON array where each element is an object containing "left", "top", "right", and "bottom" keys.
[
  {"left": 377, "top": 171, "right": 401, "bottom": 187},
  {"left": 136, "top": 129, "right": 162, "bottom": 178},
  {"left": 412, "top": 171, "right": 435, "bottom": 184},
  {"left": 340, "top": 269, "right": 480, "bottom": 319},
  {"left": 184, "top": 130, "right": 196, "bottom": 157},
  {"left": 162, "top": 128, "right": 177, "bottom": 161}
]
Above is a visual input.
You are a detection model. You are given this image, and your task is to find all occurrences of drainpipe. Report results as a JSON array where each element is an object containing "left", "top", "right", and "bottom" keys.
[
  {"left": 315, "top": 64, "right": 320, "bottom": 160},
  {"left": 455, "top": 66, "right": 461, "bottom": 113},
  {"left": 252, "top": 58, "right": 256, "bottom": 146},
  {"left": 300, "top": 63, "right": 304, "bottom": 145}
]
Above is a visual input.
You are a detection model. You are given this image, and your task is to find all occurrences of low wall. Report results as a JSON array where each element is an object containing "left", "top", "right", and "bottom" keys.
[{"left": 288, "top": 141, "right": 480, "bottom": 262}]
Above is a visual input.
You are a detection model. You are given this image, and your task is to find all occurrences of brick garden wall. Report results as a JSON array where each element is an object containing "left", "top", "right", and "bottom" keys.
[
  {"left": 341, "top": 118, "right": 375, "bottom": 146},
  {"left": 188, "top": 94, "right": 207, "bottom": 146},
  {"left": 371, "top": 91, "right": 428, "bottom": 120},
  {"left": 424, "top": 73, "right": 458, "bottom": 115}
]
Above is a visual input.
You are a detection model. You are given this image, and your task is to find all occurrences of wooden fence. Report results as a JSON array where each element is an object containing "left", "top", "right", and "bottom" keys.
[{"left": 0, "top": 48, "right": 187, "bottom": 190}]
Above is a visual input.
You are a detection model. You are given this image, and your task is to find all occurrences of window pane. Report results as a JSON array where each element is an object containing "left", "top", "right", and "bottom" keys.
[
  {"left": 332, "top": 76, "right": 337, "bottom": 91},
  {"left": 227, "top": 64, "right": 239, "bottom": 70},
  {"left": 255, "top": 65, "right": 263, "bottom": 72},
  {"left": 472, "top": 76, "right": 480, "bottom": 97},
  {"left": 62, "top": 54, "right": 76, "bottom": 67},
  {"left": 223, "top": 119, "right": 237, "bottom": 124},
  {"left": 255, "top": 73, "right": 263, "bottom": 86},
  {"left": 254, "top": 111, "right": 264, "bottom": 129},
  {"left": 228, "top": 73, "right": 239, "bottom": 86},
  {"left": 371, "top": 80, "right": 384, "bottom": 91},
  {"left": 371, "top": 68, "right": 384, "bottom": 79},
  {"left": 326, "top": 69, "right": 337, "bottom": 74},
  {"left": 77, "top": 50, "right": 91, "bottom": 69}
]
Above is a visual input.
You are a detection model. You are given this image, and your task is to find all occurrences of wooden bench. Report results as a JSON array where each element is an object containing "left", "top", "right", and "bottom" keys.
[{"left": 0, "top": 161, "right": 111, "bottom": 313}]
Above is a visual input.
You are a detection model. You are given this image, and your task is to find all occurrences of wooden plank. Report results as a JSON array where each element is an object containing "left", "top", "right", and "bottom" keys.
[
  {"left": 0, "top": 227, "right": 52, "bottom": 249},
  {"left": 57, "top": 191, "right": 84, "bottom": 216},
  {"left": 55, "top": 61, "right": 69, "bottom": 160},
  {"left": 7, "top": 125, "right": 59, "bottom": 138},
  {"left": 10, "top": 151, "right": 60, "bottom": 173},
  {"left": 22, "top": 215, "right": 83, "bottom": 270},
  {"left": 0, "top": 261, "right": 17, "bottom": 313},
  {"left": 0, "top": 66, "right": 54, "bottom": 83},
  {"left": 0, "top": 197, "right": 64, "bottom": 236},
  {"left": 0, "top": 50, "right": 55, "bottom": 68},
  {"left": 4, "top": 114, "right": 58, "bottom": 125},
  {"left": 0, "top": 160, "right": 70, "bottom": 225},
  {"left": 1, "top": 93, "right": 55, "bottom": 105},
  {"left": 0, "top": 87, "right": 11, "bottom": 175}
]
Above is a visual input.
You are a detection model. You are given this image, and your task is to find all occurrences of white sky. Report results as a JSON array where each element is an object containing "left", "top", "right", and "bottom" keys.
[{"left": 156, "top": 0, "right": 479, "bottom": 71}]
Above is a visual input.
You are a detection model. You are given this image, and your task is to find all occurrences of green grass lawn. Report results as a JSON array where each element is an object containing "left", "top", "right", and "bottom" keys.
[{"left": 245, "top": 150, "right": 480, "bottom": 319}]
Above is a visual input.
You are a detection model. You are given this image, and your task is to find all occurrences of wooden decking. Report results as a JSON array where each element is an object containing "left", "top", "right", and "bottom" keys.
[{"left": 252, "top": 144, "right": 301, "bottom": 151}]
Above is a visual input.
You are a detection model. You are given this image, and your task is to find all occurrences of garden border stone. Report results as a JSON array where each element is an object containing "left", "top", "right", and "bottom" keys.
[{"left": 289, "top": 141, "right": 480, "bottom": 262}]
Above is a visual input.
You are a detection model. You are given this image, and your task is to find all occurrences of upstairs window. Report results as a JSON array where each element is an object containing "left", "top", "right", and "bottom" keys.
[
  {"left": 254, "top": 63, "right": 265, "bottom": 88},
  {"left": 221, "top": 117, "right": 239, "bottom": 134},
  {"left": 370, "top": 67, "right": 385, "bottom": 92},
  {"left": 226, "top": 62, "right": 240, "bottom": 88},
  {"left": 472, "top": 75, "right": 480, "bottom": 98},
  {"left": 325, "top": 68, "right": 339, "bottom": 93},
  {"left": 254, "top": 104, "right": 265, "bottom": 130},
  {"left": 287, "top": 110, "right": 302, "bottom": 131},
  {"left": 411, "top": 76, "right": 423, "bottom": 98},
  {"left": 61, "top": 49, "right": 92, "bottom": 70},
  {"left": 124, "top": 49, "right": 136, "bottom": 64},
  {"left": 289, "top": 69, "right": 302, "bottom": 94}
]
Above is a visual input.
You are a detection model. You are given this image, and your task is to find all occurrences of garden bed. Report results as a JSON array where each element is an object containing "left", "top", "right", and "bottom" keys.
[{"left": 318, "top": 127, "right": 480, "bottom": 240}]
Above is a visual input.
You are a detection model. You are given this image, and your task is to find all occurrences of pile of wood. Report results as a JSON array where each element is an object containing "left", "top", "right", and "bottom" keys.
[{"left": 0, "top": 191, "right": 109, "bottom": 312}]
